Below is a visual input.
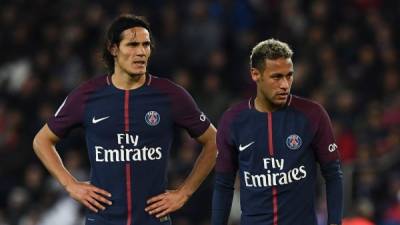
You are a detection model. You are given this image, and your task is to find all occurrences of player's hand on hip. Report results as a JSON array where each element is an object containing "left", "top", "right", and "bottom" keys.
[
  {"left": 145, "top": 189, "right": 189, "bottom": 218},
  {"left": 65, "top": 181, "right": 112, "bottom": 213}
]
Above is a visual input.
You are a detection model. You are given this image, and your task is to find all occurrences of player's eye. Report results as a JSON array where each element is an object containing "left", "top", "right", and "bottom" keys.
[
  {"left": 271, "top": 75, "right": 282, "bottom": 80},
  {"left": 128, "top": 42, "right": 139, "bottom": 47}
]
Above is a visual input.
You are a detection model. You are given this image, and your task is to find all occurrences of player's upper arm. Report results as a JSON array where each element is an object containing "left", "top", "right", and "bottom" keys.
[
  {"left": 33, "top": 124, "right": 60, "bottom": 150},
  {"left": 312, "top": 104, "right": 340, "bottom": 165},
  {"left": 196, "top": 124, "right": 217, "bottom": 146},
  {"left": 47, "top": 87, "right": 86, "bottom": 138},
  {"left": 215, "top": 110, "right": 238, "bottom": 173},
  {"left": 170, "top": 84, "right": 211, "bottom": 138}
]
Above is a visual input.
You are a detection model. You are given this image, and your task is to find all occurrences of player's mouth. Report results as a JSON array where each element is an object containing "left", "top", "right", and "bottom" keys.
[
  {"left": 133, "top": 60, "right": 146, "bottom": 66},
  {"left": 276, "top": 93, "right": 289, "bottom": 100}
]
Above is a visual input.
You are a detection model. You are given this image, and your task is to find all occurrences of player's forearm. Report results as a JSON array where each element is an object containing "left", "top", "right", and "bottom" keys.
[
  {"left": 212, "top": 172, "right": 235, "bottom": 225},
  {"left": 33, "top": 126, "right": 77, "bottom": 188},
  {"left": 179, "top": 139, "right": 217, "bottom": 196},
  {"left": 321, "top": 160, "right": 343, "bottom": 225}
]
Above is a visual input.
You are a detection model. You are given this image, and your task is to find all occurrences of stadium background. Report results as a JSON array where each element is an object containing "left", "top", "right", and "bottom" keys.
[{"left": 0, "top": 0, "right": 399, "bottom": 224}]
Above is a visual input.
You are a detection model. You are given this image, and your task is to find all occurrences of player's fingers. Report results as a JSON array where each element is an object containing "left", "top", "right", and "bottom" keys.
[
  {"left": 91, "top": 186, "right": 112, "bottom": 197},
  {"left": 149, "top": 204, "right": 169, "bottom": 216},
  {"left": 145, "top": 199, "right": 165, "bottom": 212},
  {"left": 146, "top": 193, "right": 165, "bottom": 204},
  {"left": 90, "top": 192, "right": 112, "bottom": 206},
  {"left": 82, "top": 199, "right": 99, "bottom": 213},
  {"left": 87, "top": 196, "right": 106, "bottom": 211},
  {"left": 156, "top": 208, "right": 171, "bottom": 218}
]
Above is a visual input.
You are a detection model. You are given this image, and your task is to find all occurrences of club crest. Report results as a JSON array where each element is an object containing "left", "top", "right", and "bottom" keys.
[
  {"left": 286, "top": 134, "right": 302, "bottom": 150},
  {"left": 145, "top": 111, "right": 160, "bottom": 126}
]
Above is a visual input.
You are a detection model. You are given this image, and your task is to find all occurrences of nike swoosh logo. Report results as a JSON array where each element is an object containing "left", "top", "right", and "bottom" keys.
[
  {"left": 239, "top": 141, "right": 255, "bottom": 151},
  {"left": 92, "top": 116, "right": 110, "bottom": 124}
]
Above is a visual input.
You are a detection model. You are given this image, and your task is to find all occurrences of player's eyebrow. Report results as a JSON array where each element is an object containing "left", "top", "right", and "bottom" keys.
[
  {"left": 271, "top": 71, "right": 294, "bottom": 77},
  {"left": 125, "top": 41, "right": 139, "bottom": 46},
  {"left": 125, "top": 40, "right": 151, "bottom": 46}
]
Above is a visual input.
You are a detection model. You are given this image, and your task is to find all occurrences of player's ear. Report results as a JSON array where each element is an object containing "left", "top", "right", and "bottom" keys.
[
  {"left": 250, "top": 68, "right": 261, "bottom": 82},
  {"left": 108, "top": 42, "right": 118, "bottom": 57}
]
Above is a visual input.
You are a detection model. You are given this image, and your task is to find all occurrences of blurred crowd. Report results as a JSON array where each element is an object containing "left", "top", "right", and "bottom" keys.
[{"left": 0, "top": 0, "right": 399, "bottom": 225}]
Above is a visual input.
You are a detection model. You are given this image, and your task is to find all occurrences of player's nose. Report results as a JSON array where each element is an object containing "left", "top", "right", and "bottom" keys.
[
  {"left": 136, "top": 45, "right": 147, "bottom": 56},
  {"left": 280, "top": 78, "right": 290, "bottom": 90}
]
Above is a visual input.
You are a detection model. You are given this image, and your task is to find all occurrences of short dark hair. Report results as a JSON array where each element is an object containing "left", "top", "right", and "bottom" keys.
[
  {"left": 250, "top": 38, "right": 293, "bottom": 72},
  {"left": 102, "top": 14, "right": 153, "bottom": 74}
]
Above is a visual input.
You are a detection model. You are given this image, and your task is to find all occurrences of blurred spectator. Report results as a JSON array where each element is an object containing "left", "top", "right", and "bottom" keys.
[
  {"left": 380, "top": 174, "right": 400, "bottom": 225},
  {"left": 197, "top": 73, "right": 231, "bottom": 124},
  {"left": 23, "top": 164, "right": 45, "bottom": 203},
  {"left": 333, "top": 120, "right": 357, "bottom": 164},
  {"left": 7, "top": 187, "right": 30, "bottom": 225},
  {"left": 342, "top": 198, "right": 375, "bottom": 225},
  {"left": 181, "top": 0, "right": 222, "bottom": 70}
]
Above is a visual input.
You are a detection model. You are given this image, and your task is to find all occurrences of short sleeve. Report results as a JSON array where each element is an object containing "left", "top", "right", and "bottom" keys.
[
  {"left": 172, "top": 86, "right": 211, "bottom": 138},
  {"left": 47, "top": 89, "right": 85, "bottom": 138},
  {"left": 215, "top": 110, "right": 238, "bottom": 173},
  {"left": 312, "top": 104, "right": 340, "bottom": 165}
]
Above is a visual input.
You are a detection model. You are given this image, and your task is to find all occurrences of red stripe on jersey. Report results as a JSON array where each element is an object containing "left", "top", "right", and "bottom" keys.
[
  {"left": 272, "top": 187, "right": 278, "bottom": 225},
  {"left": 125, "top": 164, "right": 132, "bottom": 225},
  {"left": 267, "top": 113, "right": 278, "bottom": 225},
  {"left": 124, "top": 91, "right": 130, "bottom": 132},
  {"left": 124, "top": 90, "right": 132, "bottom": 225},
  {"left": 267, "top": 113, "right": 274, "bottom": 156}
]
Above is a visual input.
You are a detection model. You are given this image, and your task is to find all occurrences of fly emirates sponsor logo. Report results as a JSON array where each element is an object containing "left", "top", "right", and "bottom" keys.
[
  {"left": 95, "top": 133, "right": 162, "bottom": 162},
  {"left": 244, "top": 157, "right": 307, "bottom": 187}
]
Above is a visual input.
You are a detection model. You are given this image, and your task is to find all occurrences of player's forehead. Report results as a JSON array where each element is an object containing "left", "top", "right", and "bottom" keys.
[
  {"left": 265, "top": 57, "right": 292, "bottom": 67},
  {"left": 264, "top": 58, "right": 293, "bottom": 73},
  {"left": 120, "top": 27, "right": 150, "bottom": 43}
]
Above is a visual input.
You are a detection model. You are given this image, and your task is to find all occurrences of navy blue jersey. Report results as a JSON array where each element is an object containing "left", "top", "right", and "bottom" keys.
[
  {"left": 213, "top": 95, "right": 342, "bottom": 225},
  {"left": 48, "top": 74, "right": 210, "bottom": 225}
]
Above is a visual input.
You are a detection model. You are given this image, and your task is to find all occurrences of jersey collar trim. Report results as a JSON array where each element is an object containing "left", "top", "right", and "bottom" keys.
[
  {"left": 106, "top": 75, "right": 111, "bottom": 86},
  {"left": 147, "top": 74, "right": 152, "bottom": 86},
  {"left": 249, "top": 94, "right": 293, "bottom": 110}
]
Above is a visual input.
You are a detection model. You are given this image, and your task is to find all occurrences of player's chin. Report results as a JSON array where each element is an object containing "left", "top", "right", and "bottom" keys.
[
  {"left": 129, "top": 69, "right": 147, "bottom": 76},
  {"left": 273, "top": 97, "right": 288, "bottom": 105}
]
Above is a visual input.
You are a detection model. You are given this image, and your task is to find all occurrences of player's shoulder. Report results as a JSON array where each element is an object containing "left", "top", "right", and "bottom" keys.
[
  {"left": 224, "top": 99, "right": 251, "bottom": 114},
  {"left": 148, "top": 74, "right": 188, "bottom": 95},
  {"left": 220, "top": 99, "right": 251, "bottom": 123},
  {"left": 289, "top": 95, "right": 328, "bottom": 118},
  {"left": 70, "top": 75, "right": 109, "bottom": 96}
]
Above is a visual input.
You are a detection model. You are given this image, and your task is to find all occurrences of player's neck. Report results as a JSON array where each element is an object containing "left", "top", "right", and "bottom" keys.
[
  {"left": 254, "top": 96, "right": 278, "bottom": 113},
  {"left": 111, "top": 71, "right": 146, "bottom": 90}
]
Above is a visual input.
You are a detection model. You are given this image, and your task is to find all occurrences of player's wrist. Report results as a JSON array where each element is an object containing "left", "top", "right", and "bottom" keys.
[
  {"left": 177, "top": 186, "right": 193, "bottom": 199},
  {"left": 60, "top": 176, "right": 78, "bottom": 189}
]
